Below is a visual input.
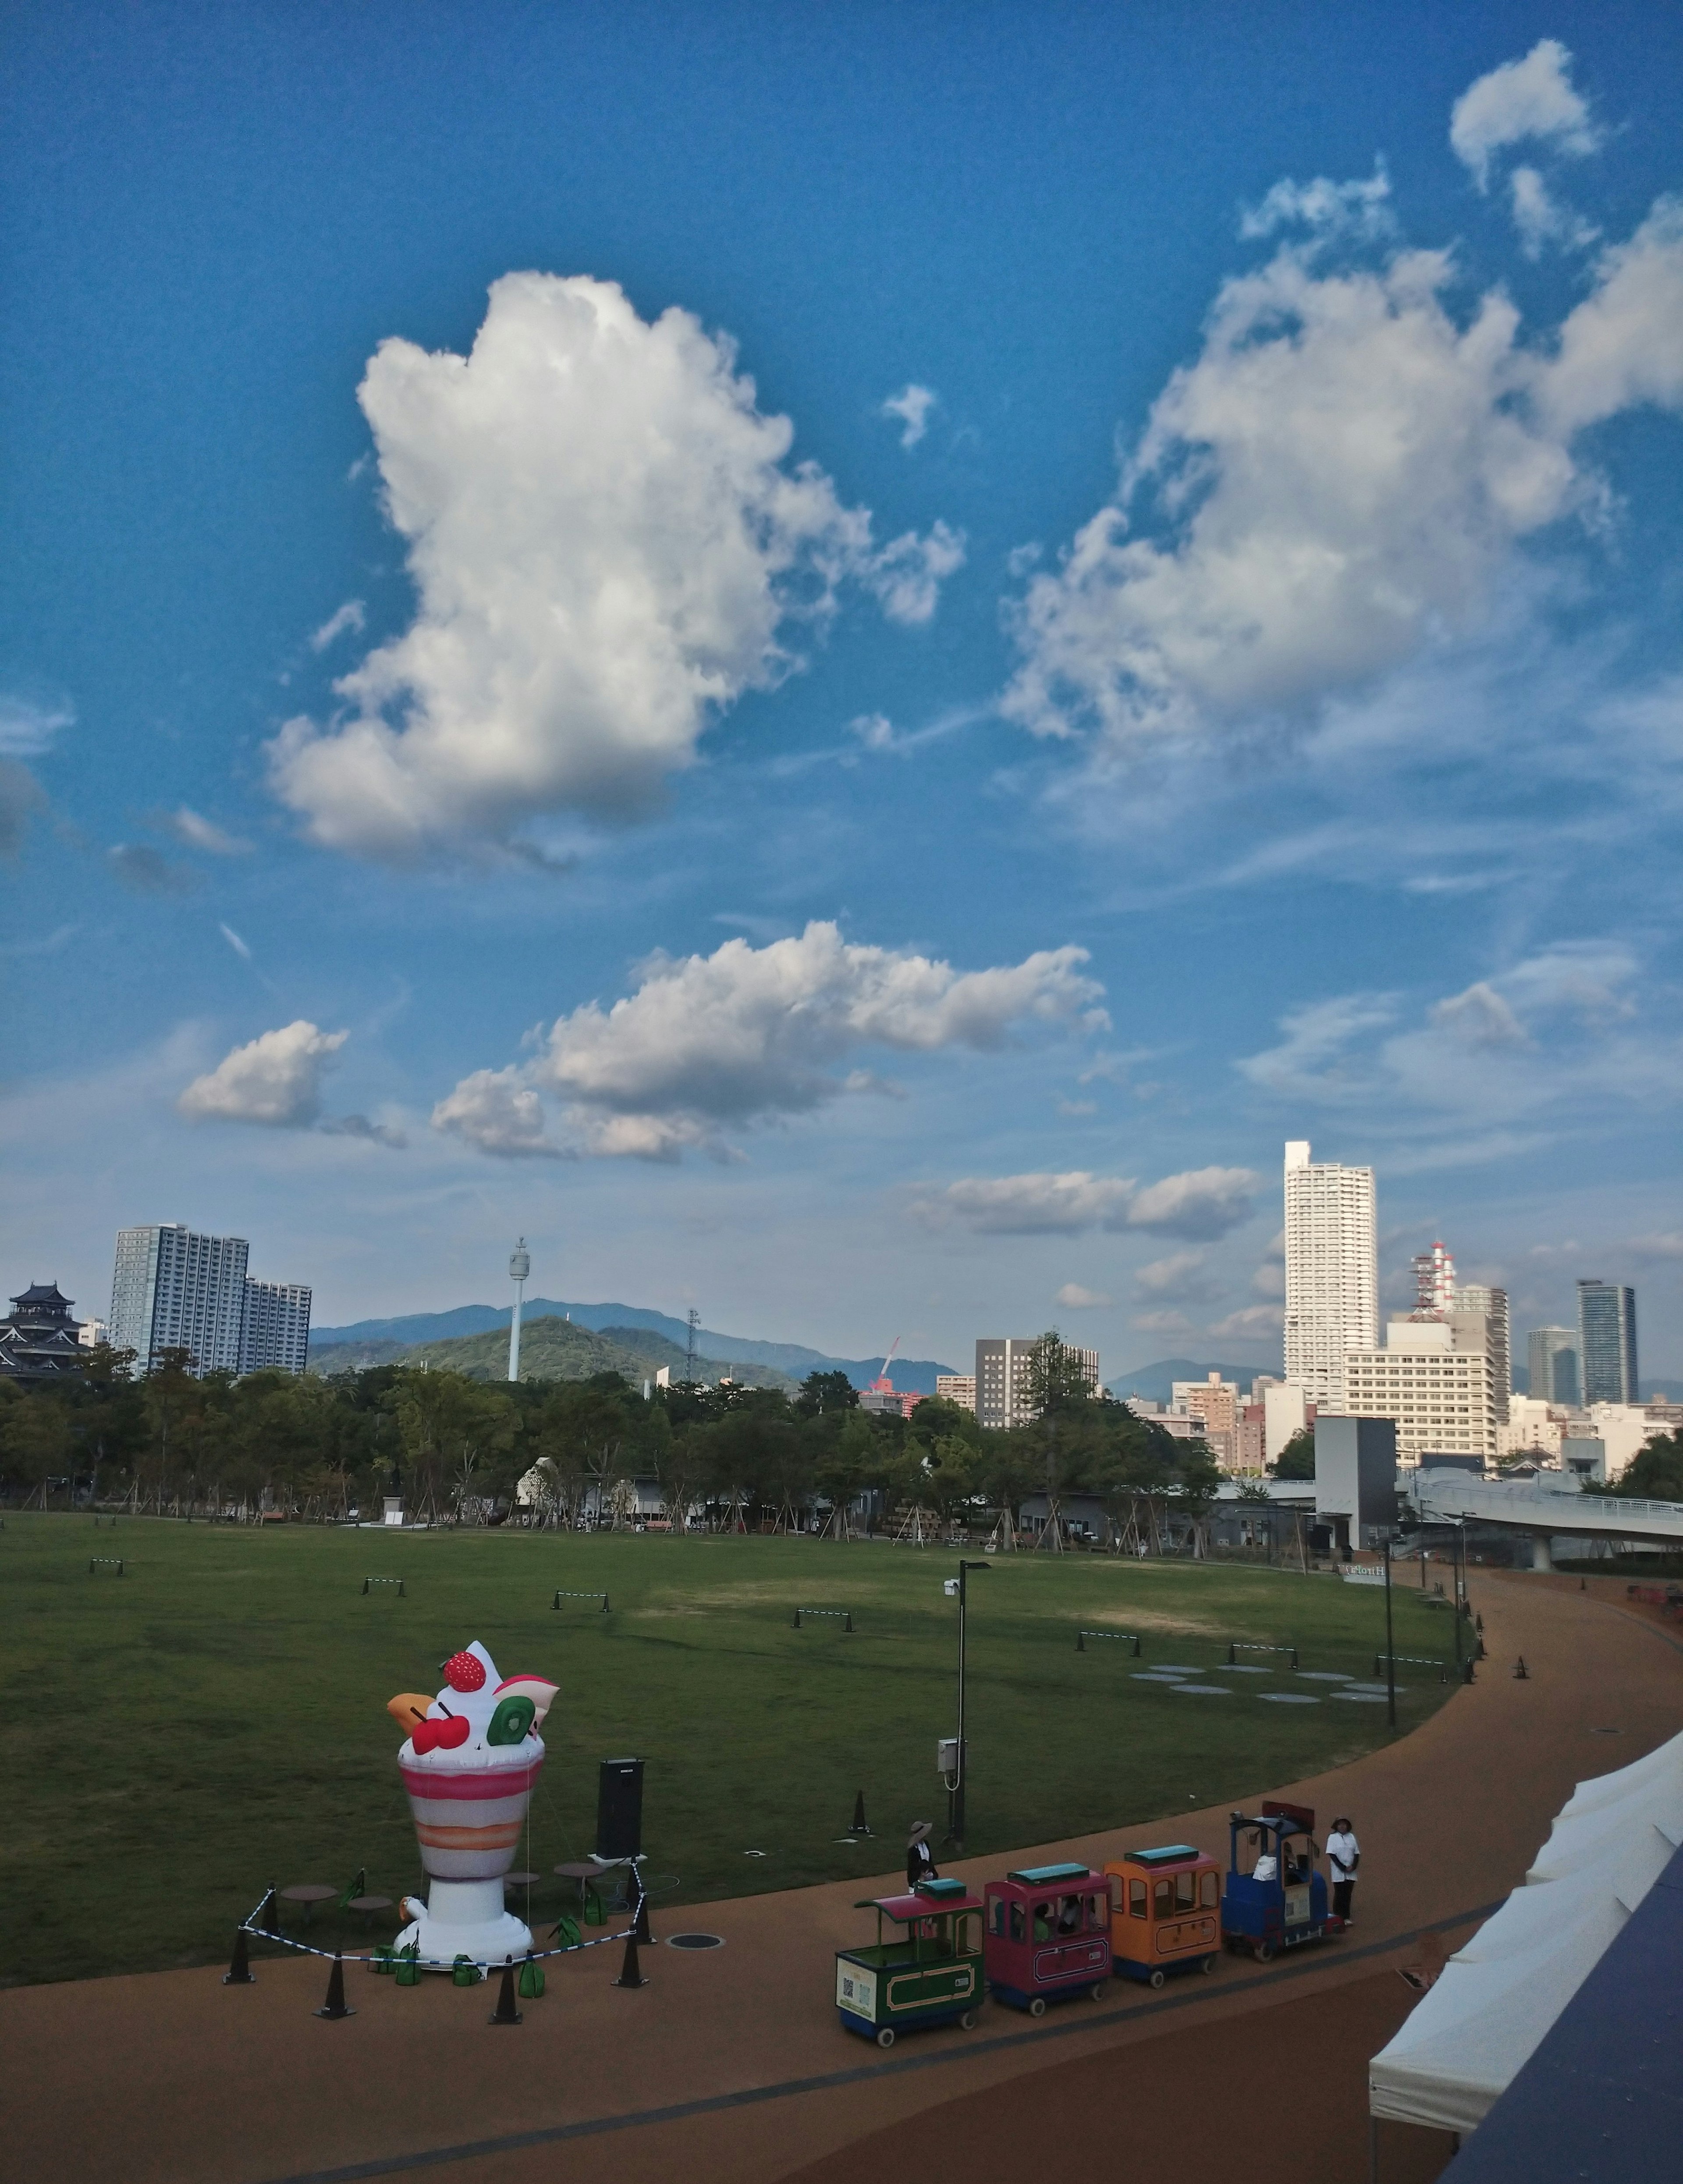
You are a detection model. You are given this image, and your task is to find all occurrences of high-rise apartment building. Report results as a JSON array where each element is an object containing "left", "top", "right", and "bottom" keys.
[
  {"left": 1282, "top": 1140, "right": 1377, "bottom": 1410},
  {"left": 1577, "top": 1281, "right": 1638, "bottom": 1405},
  {"left": 108, "top": 1225, "right": 311, "bottom": 1377},
  {"left": 1527, "top": 1326, "right": 1579, "bottom": 1407},
  {"left": 1452, "top": 1284, "right": 1510, "bottom": 1425},
  {"left": 934, "top": 1374, "right": 977, "bottom": 1414},
  {"left": 974, "top": 1337, "right": 1099, "bottom": 1430}
]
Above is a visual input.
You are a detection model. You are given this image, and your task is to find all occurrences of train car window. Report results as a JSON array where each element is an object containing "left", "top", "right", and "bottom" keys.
[
  {"left": 991, "top": 1899, "right": 1008, "bottom": 1937},
  {"left": 1175, "top": 1872, "right": 1197, "bottom": 1913},
  {"left": 958, "top": 1913, "right": 981, "bottom": 1954},
  {"left": 1089, "top": 1889, "right": 1108, "bottom": 1930},
  {"left": 1153, "top": 1879, "right": 1172, "bottom": 1919},
  {"left": 1010, "top": 1903, "right": 1026, "bottom": 1944},
  {"left": 1032, "top": 1901, "right": 1053, "bottom": 1942},
  {"left": 1057, "top": 1896, "right": 1082, "bottom": 1935},
  {"left": 1109, "top": 1874, "right": 1125, "bottom": 1914},
  {"left": 1200, "top": 1870, "right": 1219, "bottom": 1909},
  {"left": 1129, "top": 1879, "right": 1147, "bottom": 1919}
]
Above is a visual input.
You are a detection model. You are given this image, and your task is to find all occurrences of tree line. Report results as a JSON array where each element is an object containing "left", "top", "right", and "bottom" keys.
[{"left": 0, "top": 1332, "right": 1221, "bottom": 1535}]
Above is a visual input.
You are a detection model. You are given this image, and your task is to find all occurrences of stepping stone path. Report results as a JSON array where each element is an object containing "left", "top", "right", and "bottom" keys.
[
  {"left": 1297, "top": 1671, "right": 1353, "bottom": 1682},
  {"left": 1172, "top": 1683, "right": 1232, "bottom": 1696},
  {"left": 1259, "top": 1692, "right": 1320, "bottom": 1705}
]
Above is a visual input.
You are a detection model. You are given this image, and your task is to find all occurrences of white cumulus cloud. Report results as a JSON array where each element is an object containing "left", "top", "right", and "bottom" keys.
[
  {"left": 158, "top": 807, "right": 253, "bottom": 856},
  {"left": 178, "top": 1021, "right": 348, "bottom": 1128},
  {"left": 1207, "top": 1304, "right": 1285, "bottom": 1342},
  {"left": 920, "top": 1164, "right": 1259, "bottom": 1241},
  {"left": 1449, "top": 39, "right": 1599, "bottom": 192},
  {"left": 433, "top": 921, "right": 1100, "bottom": 1161},
  {"left": 1133, "top": 1249, "right": 1219, "bottom": 1303},
  {"left": 309, "top": 599, "right": 366, "bottom": 653},
  {"left": 1509, "top": 167, "right": 1598, "bottom": 260},
  {"left": 268, "top": 275, "right": 962, "bottom": 861},
  {"left": 1055, "top": 1282, "right": 1112, "bottom": 1309},
  {"left": 881, "top": 383, "right": 937, "bottom": 448}
]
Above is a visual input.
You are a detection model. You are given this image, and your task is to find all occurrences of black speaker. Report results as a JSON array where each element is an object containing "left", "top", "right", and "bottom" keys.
[{"left": 595, "top": 1757, "right": 644, "bottom": 1861}]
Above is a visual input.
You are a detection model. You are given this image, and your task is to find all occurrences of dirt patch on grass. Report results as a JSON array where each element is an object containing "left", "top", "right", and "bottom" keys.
[{"left": 1082, "top": 1604, "right": 1228, "bottom": 1637}]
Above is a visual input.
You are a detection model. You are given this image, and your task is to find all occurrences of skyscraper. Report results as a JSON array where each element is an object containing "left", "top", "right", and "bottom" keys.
[
  {"left": 1527, "top": 1326, "right": 1579, "bottom": 1407},
  {"left": 1452, "top": 1283, "right": 1510, "bottom": 1425},
  {"left": 108, "top": 1225, "right": 311, "bottom": 1376},
  {"left": 1282, "top": 1140, "right": 1377, "bottom": 1409},
  {"left": 1577, "top": 1280, "right": 1638, "bottom": 1405}
]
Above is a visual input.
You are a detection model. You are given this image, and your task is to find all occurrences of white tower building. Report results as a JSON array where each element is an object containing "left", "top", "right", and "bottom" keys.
[
  {"left": 1282, "top": 1141, "right": 1377, "bottom": 1411},
  {"left": 508, "top": 1239, "right": 530, "bottom": 1383}
]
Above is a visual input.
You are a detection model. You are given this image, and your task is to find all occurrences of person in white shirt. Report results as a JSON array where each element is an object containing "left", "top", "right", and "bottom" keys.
[{"left": 1326, "top": 1818, "right": 1360, "bottom": 1924}]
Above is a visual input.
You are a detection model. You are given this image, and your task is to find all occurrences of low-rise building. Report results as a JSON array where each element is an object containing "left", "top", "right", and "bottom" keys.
[{"left": 934, "top": 1373, "right": 976, "bottom": 1413}]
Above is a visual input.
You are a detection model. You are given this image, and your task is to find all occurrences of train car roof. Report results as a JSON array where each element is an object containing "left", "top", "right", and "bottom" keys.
[
  {"left": 1002, "top": 1861, "right": 1099, "bottom": 1886},
  {"left": 858, "top": 1887, "right": 985, "bottom": 1921},
  {"left": 1118, "top": 1844, "right": 1208, "bottom": 1868}
]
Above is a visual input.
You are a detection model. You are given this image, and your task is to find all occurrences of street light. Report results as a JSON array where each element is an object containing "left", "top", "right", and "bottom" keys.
[
  {"left": 943, "top": 1560, "right": 989, "bottom": 1846},
  {"left": 1382, "top": 1531, "right": 1396, "bottom": 1729}
]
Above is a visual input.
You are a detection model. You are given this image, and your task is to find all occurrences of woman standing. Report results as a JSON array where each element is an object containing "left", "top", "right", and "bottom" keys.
[
  {"left": 906, "top": 1820, "right": 938, "bottom": 1890},
  {"left": 1326, "top": 1817, "right": 1360, "bottom": 1925}
]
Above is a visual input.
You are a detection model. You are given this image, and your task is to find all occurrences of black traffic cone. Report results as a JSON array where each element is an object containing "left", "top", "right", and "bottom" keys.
[
  {"left": 851, "top": 1790, "right": 869, "bottom": 1836},
  {"left": 1513, "top": 1656, "right": 1530, "bottom": 1680},
  {"left": 223, "top": 1927, "right": 254, "bottom": 1985},
  {"left": 614, "top": 1920, "right": 648, "bottom": 1989},
  {"left": 489, "top": 1956, "right": 522, "bottom": 2024},
  {"left": 1463, "top": 1658, "right": 1477, "bottom": 1684},
  {"left": 314, "top": 1951, "right": 355, "bottom": 2019}
]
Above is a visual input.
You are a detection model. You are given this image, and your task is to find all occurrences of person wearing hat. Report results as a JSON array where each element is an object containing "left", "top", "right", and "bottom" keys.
[
  {"left": 1326, "top": 1817, "right": 1360, "bottom": 1925},
  {"left": 906, "top": 1821, "right": 939, "bottom": 1890}
]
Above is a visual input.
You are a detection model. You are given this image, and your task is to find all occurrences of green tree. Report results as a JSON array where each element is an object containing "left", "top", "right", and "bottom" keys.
[
  {"left": 795, "top": 1370, "right": 858, "bottom": 1417},
  {"left": 1271, "top": 1426, "right": 1315, "bottom": 1479},
  {"left": 1610, "top": 1428, "right": 1683, "bottom": 1502}
]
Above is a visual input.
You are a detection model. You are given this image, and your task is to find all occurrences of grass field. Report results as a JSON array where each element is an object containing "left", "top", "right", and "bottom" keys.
[{"left": 3, "top": 1513, "right": 1460, "bottom": 1986}]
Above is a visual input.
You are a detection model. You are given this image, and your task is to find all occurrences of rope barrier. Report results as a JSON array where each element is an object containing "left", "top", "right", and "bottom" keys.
[
  {"left": 1076, "top": 1629, "right": 1141, "bottom": 1655},
  {"left": 361, "top": 1577, "right": 405, "bottom": 1596},
  {"left": 1228, "top": 1640, "right": 1299, "bottom": 1669},
  {"left": 235, "top": 1891, "right": 638, "bottom": 1969},
  {"left": 552, "top": 1590, "right": 610, "bottom": 1612},
  {"left": 89, "top": 1557, "right": 124, "bottom": 1576},
  {"left": 792, "top": 1608, "right": 852, "bottom": 1631},
  {"left": 1374, "top": 1653, "right": 1449, "bottom": 1682}
]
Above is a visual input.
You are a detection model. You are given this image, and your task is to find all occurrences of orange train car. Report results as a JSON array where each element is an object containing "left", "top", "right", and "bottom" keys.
[{"left": 1102, "top": 1843, "right": 1223, "bottom": 1986}]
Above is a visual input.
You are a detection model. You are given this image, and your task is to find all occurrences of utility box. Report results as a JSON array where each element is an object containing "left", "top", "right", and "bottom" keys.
[
  {"left": 937, "top": 1738, "right": 960, "bottom": 1776},
  {"left": 1314, "top": 1416, "right": 1397, "bottom": 1551}
]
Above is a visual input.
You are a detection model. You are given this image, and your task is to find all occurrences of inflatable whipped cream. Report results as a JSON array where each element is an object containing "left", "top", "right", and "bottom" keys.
[{"left": 388, "top": 1640, "right": 559, "bottom": 1969}]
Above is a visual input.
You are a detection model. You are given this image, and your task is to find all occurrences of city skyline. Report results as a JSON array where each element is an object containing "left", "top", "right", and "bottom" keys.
[{"left": 4, "top": 14, "right": 1681, "bottom": 1371}]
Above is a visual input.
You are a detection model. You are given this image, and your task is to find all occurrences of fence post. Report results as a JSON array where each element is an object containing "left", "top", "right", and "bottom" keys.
[
  {"left": 1076, "top": 1629, "right": 1086, "bottom": 1652},
  {"left": 792, "top": 1609, "right": 801, "bottom": 1629},
  {"left": 844, "top": 1611, "right": 853, "bottom": 1633},
  {"left": 1226, "top": 1640, "right": 1236, "bottom": 1664}
]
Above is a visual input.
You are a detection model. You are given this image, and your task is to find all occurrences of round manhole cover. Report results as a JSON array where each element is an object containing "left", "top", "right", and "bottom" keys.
[{"left": 666, "top": 1932, "right": 725, "bottom": 1950}]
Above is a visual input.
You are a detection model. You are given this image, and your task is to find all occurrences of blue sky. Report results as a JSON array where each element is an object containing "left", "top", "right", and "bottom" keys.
[{"left": 4, "top": 3, "right": 1681, "bottom": 1375}]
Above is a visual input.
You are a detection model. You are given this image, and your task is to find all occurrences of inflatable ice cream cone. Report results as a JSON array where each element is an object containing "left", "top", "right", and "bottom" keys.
[{"left": 391, "top": 1642, "right": 559, "bottom": 1969}]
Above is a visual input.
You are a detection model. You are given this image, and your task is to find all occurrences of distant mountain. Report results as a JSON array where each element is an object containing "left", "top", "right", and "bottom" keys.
[
  {"left": 1105, "top": 1357, "right": 1278, "bottom": 1404},
  {"left": 309, "top": 1313, "right": 799, "bottom": 1393},
  {"left": 309, "top": 1296, "right": 954, "bottom": 1393}
]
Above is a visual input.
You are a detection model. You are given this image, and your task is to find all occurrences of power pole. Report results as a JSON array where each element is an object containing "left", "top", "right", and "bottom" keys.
[
  {"left": 684, "top": 1309, "right": 699, "bottom": 1387},
  {"left": 945, "top": 1560, "right": 989, "bottom": 1845}
]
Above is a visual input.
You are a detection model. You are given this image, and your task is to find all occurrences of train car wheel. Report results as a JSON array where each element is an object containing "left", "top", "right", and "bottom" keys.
[
  {"left": 1088, "top": 1981, "right": 1108, "bottom": 2003},
  {"left": 959, "top": 2010, "right": 977, "bottom": 2031},
  {"left": 1254, "top": 1941, "right": 1275, "bottom": 1963},
  {"left": 1199, "top": 1955, "right": 1217, "bottom": 1975},
  {"left": 876, "top": 2027, "right": 895, "bottom": 2049},
  {"left": 1028, "top": 1996, "right": 1047, "bottom": 2018},
  {"left": 1147, "top": 1968, "right": 1165, "bottom": 1990}
]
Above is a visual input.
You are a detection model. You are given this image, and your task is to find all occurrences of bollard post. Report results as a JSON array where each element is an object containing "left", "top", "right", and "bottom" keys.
[
  {"left": 398, "top": 1579, "right": 405, "bottom": 1597},
  {"left": 602, "top": 1595, "right": 610, "bottom": 1613},
  {"left": 223, "top": 1928, "right": 254, "bottom": 1985},
  {"left": 792, "top": 1609, "right": 801, "bottom": 1629},
  {"left": 1289, "top": 1647, "right": 1299, "bottom": 1669},
  {"left": 361, "top": 1577, "right": 370, "bottom": 1596},
  {"left": 1132, "top": 1636, "right": 1141, "bottom": 1657},
  {"left": 314, "top": 1952, "right": 355, "bottom": 2019},
  {"left": 844, "top": 1611, "right": 853, "bottom": 1633},
  {"left": 489, "top": 1957, "right": 523, "bottom": 2024},
  {"left": 1226, "top": 1641, "right": 1236, "bottom": 1665},
  {"left": 1076, "top": 1629, "right": 1086, "bottom": 1652}
]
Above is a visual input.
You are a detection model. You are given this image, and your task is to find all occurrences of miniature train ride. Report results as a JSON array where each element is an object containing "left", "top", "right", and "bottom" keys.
[{"left": 834, "top": 1806, "right": 1344, "bottom": 2043}]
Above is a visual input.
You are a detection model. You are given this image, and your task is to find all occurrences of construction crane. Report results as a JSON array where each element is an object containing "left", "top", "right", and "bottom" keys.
[{"left": 869, "top": 1335, "right": 902, "bottom": 1394}]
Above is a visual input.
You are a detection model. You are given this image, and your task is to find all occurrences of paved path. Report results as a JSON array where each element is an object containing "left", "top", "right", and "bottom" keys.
[{"left": 3, "top": 1571, "right": 1676, "bottom": 2184}]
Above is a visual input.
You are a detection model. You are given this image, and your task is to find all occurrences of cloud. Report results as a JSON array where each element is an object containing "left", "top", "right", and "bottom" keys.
[
  {"left": 849, "top": 712, "right": 896, "bottom": 752},
  {"left": 1509, "top": 167, "right": 1598, "bottom": 260},
  {"left": 319, "top": 1112, "right": 407, "bottom": 1150},
  {"left": 1207, "top": 1304, "right": 1285, "bottom": 1342},
  {"left": 881, "top": 383, "right": 937, "bottom": 448},
  {"left": 108, "top": 844, "right": 197, "bottom": 896},
  {"left": 268, "top": 274, "right": 962, "bottom": 861},
  {"left": 1131, "top": 1309, "right": 1194, "bottom": 1338},
  {"left": 1251, "top": 1261, "right": 1285, "bottom": 1299},
  {"left": 0, "top": 760, "right": 45, "bottom": 859},
  {"left": 1449, "top": 40, "right": 1599, "bottom": 192},
  {"left": 219, "top": 923, "right": 252, "bottom": 960},
  {"left": 1133, "top": 1249, "right": 1220, "bottom": 1304},
  {"left": 309, "top": 600, "right": 366, "bottom": 653},
  {"left": 157, "top": 806, "right": 253, "bottom": 857},
  {"left": 1239, "top": 164, "right": 1395, "bottom": 242},
  {"left": 433, "top": 921, "right": 1100, "bottom": 1161},
  {"left": 1627, "top": 1232, "right": 1683, "bottom": 1261},
  {"left": 0, "top": 695, "right": 73, "bottom": 756},
  {"left": 1002, "top": 115, "right": 1683, "bottom": 773},
  {"left": 1055, "top": 1283, "right": 1112, "bottom": 1309},
  {"left": 177, "top": 1021, "right": 348, "bottom": 1128},
  {"left": 1430, "top": 980, "right": 1530, "bottom": 1049},
  {"left": 920, "top": 1164, "right": 1258, "bottom": 1240}
]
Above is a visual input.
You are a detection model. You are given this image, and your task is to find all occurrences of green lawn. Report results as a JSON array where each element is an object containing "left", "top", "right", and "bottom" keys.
[{"left": 1, "top": 1514, "right": 1458, "bottom": 1986}]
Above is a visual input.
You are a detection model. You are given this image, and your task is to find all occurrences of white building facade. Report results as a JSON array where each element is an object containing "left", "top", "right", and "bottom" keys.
[
  {"left": 240, "top": 1281, "right": 313, "bottom": 1374},
  {"left": 1339, "top": 1320, "right": 1498, "bottom": 1464},
  {"left": 1282, "top": 1141, "right": 1378, "bottom": 1411},
  {"left": 108, "top": 1225, "right": 311, "bottom": 1377}
]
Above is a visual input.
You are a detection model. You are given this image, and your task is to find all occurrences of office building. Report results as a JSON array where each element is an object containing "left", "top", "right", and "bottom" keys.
[
  {"left": 1452, "top": 1284, "right": 1510, "bottom": 1425},
  {"left": 1527, "top": 1326, "right": 1579, "bottom": 1408},
  {"left": 1577, "top": 1281, "right": 1638, "bottom": 1405},
  {"left": 1339, "top": 1318, "right": 1498, "bottom": 1464},
  {"left": 934, "top": 1374, "right": 976, "bottom": 1414},
  {"left": 108, "top": 1225, "right": 311, "bottom": 1377},
  {"left": 1283, "top": 1141, "right": 1378, "bottom": 1410},
  {"left": 975, "top": 1337, "right": 1099, "bottom": 1430}
]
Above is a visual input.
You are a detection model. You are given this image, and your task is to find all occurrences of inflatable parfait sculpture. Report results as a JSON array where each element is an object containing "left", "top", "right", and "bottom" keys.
[{"left": 387, "top": 1642, "right": 559, "bottom": 1968}]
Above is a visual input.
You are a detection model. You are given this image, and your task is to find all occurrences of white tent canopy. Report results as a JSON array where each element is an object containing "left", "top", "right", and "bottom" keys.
[{"left": 1369, "top": 1727, "right": 1683, "bottom": 2137}]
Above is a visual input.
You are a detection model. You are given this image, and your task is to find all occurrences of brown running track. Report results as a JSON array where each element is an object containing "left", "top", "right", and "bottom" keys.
[{"left": 1, "top": 1570, "right": 1677, "bottom": 2184}]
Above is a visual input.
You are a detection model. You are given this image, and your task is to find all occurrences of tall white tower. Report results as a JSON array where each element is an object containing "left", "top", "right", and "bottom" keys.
[
  {"left": 1282, "top": 1141, "right": 1377, "bottom": 1412},
  {"left": 508, "top": 1238, "right": 530, "bottom": 1383}
]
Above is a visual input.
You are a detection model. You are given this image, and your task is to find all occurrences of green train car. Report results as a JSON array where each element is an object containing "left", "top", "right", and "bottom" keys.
[{"left": 834, "top": 1876, "right": 986, "bottom": 2047}]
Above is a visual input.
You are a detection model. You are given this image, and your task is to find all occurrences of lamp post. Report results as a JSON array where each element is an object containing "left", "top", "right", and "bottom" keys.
[
  {"left": 944, "top": 1560, "right": 989, "bottom": 1846},
  {"left": 1383, "top": 1531, "right": 1397, "bottom": 1729}
]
